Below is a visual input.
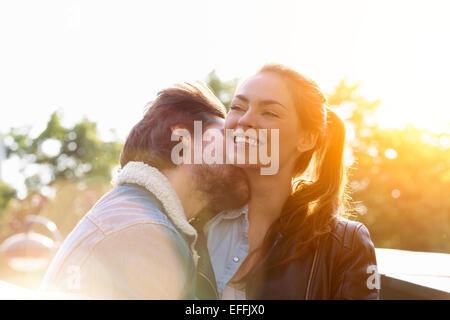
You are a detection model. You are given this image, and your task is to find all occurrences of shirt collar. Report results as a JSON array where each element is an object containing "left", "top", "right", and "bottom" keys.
[
  {"left": 219, "top": 204, "right": 248, "bottom": 220},
  {"left": 202, "top": 204, "right": 249, "bottom": 236}
]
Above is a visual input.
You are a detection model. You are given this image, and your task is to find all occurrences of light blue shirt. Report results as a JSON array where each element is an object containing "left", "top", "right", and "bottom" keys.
[{"left": 203, "top": 205, "right": 250, "bottom": 298}]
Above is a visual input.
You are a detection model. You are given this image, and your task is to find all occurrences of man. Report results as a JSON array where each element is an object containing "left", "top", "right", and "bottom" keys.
[{"left": 40, "top": 82, "right": 250, "bottom": 299}]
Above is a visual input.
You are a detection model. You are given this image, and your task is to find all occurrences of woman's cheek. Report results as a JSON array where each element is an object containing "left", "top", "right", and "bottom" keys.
[{"left": 278, "top": 127, "right": 298, "bottom": 163}]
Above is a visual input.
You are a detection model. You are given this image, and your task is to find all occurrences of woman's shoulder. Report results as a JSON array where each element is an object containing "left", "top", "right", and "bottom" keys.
[
  {"left": 324, "top": 218, "right": 379, "bottom": 299},
  {"left": 327, "top": 217, "right": 374, "bottom": 251}
]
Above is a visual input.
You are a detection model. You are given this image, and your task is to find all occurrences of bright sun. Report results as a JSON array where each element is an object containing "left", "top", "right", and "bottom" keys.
[{"left": 366, "top": 20, "right": 450, "bottom": 133}]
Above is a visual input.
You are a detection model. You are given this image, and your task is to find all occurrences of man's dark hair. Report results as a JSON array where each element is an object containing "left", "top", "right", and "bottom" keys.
[{"left": 120, "top": 81, "right": 226, "bottom": 169}]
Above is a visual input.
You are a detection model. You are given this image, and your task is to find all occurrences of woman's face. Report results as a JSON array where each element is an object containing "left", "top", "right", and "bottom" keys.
[{"left": 225, "top": 71, "right": 303, "bottom": 174}]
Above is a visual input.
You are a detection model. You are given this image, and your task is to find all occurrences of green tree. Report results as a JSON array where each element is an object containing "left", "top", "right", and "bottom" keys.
[
  {"left": 206, "top": 70, "right": 239, "bottom": 111},
  {"left": 0, "top": 181, "right": 16, "bottom": 214},
  {"left": 327, "top": 81, "right": 450, "bottom": 252},
  {"left": 0, "top": 112, "right": 123, "bottom": 238},
  {"left": 4, "top": 111, "right": 122, "bottom": 192}
]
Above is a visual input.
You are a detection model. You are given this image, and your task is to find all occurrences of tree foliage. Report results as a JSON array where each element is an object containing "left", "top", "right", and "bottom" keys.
[
  {"left": 0, "top": 181, "right": 16, "bottom": 213},
  {"left": 206, "top": 70, "right": 239, "bottom": 111},
  {"left": 3, "top": 111, "right": 122, "bottom": 191},
  {"left": 0, "top": 112, "right": 122, "bottom": 238}
]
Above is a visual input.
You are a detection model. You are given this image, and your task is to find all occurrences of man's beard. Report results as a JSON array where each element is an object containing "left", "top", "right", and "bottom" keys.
[{"left": 190, "top": 163, "right": 250, "bottom": 215}]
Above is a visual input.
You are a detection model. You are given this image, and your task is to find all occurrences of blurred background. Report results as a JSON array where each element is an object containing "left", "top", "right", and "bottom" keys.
[{"left": 0, "top": 0, "right": 449, "bottom": 292}]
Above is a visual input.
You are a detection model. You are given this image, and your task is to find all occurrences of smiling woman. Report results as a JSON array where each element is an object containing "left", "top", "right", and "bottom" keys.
[{"left": 201, "top": 63, "right": 380, "bottom": 300}]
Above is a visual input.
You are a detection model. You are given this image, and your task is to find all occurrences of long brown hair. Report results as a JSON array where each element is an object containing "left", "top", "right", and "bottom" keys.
[{"left": 235, "top": 63, "right": 349, "bottom": 282}]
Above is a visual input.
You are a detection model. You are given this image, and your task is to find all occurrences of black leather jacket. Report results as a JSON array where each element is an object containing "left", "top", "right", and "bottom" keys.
[{"left": 195, "top": 218, "right": 380, "bottom": 300}]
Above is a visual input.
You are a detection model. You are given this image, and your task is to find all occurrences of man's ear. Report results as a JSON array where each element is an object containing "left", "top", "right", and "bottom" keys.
[
  {"left": 170, "top": 125, "right": 191, "bottom": 146},
  {"left": 296, "top": 131, "right": 319, "bottom": 153}
]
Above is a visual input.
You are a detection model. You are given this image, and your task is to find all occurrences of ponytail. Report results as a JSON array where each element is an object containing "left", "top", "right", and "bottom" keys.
[{"left": 269, "top": 107, "right": 347, "bottom": 265}]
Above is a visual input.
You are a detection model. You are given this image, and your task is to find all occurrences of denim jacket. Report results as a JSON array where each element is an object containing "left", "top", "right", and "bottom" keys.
[{"left": 40, "top": 162, "right": 198, "bottom": 299}]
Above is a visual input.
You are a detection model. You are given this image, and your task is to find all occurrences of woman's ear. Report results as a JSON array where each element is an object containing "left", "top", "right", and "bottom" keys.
[{"left": 296, "top": 131, "right": 318, "bottom": 153}]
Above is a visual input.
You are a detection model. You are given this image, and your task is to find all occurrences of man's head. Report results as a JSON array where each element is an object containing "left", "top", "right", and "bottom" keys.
[
  {"left": 121, "top": 81, "right": 226, "bottom": 169},
  {"left": 120, "top": 81, "right": 250, "bottom": 214}
]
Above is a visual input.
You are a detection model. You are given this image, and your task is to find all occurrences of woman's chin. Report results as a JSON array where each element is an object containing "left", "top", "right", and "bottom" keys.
[
  {"left": 225, "top": 153, "right": 256, "bottom": 166},
  {"left": 233, "top": 163, "right": 260, "bottom": 169}
]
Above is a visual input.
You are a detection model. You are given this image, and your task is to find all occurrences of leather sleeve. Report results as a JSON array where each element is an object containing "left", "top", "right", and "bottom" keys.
[{"left": 332, "top": 222, "right": 380, "bottom": 300}]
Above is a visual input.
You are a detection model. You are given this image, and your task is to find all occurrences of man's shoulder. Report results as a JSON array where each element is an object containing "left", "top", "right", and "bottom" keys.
[
  {"left": 86, "top": 183, "right": 178, "bottom": 236},
  {"left": 41, "top": 184, "right": 187, "bottom": 291}
]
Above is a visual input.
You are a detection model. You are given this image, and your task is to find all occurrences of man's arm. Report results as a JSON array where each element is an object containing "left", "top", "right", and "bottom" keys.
[{"left": 70, "top": 223, "right": 194, "bottom": 299}]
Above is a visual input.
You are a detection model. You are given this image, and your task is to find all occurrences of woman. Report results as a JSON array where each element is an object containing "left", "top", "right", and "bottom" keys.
[{"left": 201, "top": 63, "right": 379, "bottom": 300}]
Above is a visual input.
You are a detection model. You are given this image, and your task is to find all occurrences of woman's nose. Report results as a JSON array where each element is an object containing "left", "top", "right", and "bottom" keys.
[{"left": 238, "top": 109, "right": 258, "bottom": 129}]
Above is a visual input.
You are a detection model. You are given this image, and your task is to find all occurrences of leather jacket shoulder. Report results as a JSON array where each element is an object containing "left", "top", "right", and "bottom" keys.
[{"left": 246, "top": 218, "right": 380, "bottom": 300}]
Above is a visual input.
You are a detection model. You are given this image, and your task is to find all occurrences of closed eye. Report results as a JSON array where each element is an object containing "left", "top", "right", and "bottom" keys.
[
  {"left": 263, "top": 111, "right": 279, "bottom": 118},
  {"left": 230, "top": 105, "right": 246, "bottom": 112}
]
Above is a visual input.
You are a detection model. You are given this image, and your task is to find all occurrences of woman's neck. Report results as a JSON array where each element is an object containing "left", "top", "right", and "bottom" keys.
[{"left": 245, "top": 164, "right": 293, "bottom": 242}]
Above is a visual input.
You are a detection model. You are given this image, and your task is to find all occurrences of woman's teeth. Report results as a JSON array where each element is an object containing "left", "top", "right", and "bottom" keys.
[{"left": 234, "top": 136, "right": 259, "bottom": 146}]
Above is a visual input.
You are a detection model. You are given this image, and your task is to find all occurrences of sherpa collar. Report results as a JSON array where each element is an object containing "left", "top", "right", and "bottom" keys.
[{"left": 112, "top": 161, "right": 199, "bottom": 266}]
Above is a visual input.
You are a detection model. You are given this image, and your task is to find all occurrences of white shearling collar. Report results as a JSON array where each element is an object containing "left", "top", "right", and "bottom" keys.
[{"left": 112, "top": 161, "right": 199, "bottom": 266}]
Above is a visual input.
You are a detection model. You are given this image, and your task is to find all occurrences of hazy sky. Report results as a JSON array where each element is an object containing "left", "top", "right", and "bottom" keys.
[{"left": 1, "top": 0, "right": 449, "bottom": 141}]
